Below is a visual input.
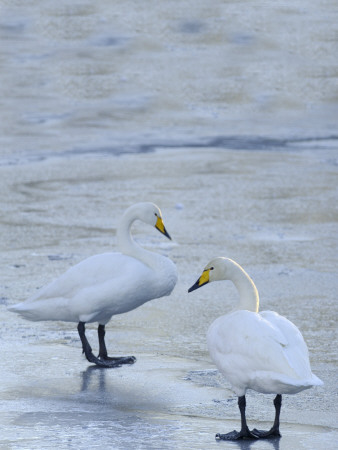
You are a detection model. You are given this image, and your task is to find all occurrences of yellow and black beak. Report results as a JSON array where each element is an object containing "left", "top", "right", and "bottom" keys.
[
  {"left": 188, "top": 269, "right": 210, "bottom": 292},
  {"left": 155, "top": 216, "right": 172, "bottom": 240}
]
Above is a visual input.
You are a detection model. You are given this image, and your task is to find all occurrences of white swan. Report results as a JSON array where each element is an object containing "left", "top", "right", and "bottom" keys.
[
  {"left": 188, "top": 257, "right": 323, "bottom": 440},
  {"left": 9, "top": 202, "right": 177, "bottom": 368}
]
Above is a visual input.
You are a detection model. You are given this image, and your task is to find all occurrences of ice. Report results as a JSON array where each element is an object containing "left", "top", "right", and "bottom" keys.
[
  {"left": 1, "top": 147, "right": 337, "bottom": 448},
  {"left": 0, "top": 0, "right": 337, "bottom": 447}
]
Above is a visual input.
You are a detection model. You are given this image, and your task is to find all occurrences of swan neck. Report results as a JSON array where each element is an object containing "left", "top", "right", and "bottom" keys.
[
  {"left": 116, "top": 209, "right": 156, "bottom": 268},
  {"left": 230, "top": 264, "right": 259, "bottom": 313}
]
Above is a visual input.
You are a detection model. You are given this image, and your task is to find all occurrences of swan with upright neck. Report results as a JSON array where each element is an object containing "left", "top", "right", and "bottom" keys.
[
  {"left": 9, "top": 202, "right": 177, "bottom": 368},
  {"left": 188, "top": 257, "right": 323, "bottom": 440}
]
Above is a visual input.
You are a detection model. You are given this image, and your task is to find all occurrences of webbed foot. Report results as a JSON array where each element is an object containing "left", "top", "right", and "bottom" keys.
[
  {"left": 216, "top": 427, "right": 259, "bottom": 441},
  {"left": 99, "top": 355, "right": 136, "bottom": 365},
  {"left": 251, "top": 426, "right": 281, "bottom": 439},
  {"left": 84, "top": 350, "right": 124, "bottom": 368}
]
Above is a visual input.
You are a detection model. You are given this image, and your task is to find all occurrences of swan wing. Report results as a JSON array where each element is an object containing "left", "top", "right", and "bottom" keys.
[
  {"left": 9, "top": 253, "right": 156, "bottom": 322},
  {"left": 207, "top": 310, "right": 320, "bottom": 395},
  {"left": 25, "top": 253, "right": 130, "bottom": 300},
  {"left": 260, "top": 310, "right": 312, "bottom": 377}
]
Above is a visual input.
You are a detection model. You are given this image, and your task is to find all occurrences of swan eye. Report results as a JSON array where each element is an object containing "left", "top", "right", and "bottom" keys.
[{"left": 210, "top": 267, "right": 214, "bottom": 270}]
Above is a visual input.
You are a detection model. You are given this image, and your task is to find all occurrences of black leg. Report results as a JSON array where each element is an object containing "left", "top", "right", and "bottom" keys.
[
  {"left": 252, "top": 394, "right": 282, "bottom": 438},
  {"left": 216, "top": 396, "right": 259, "bottom": 440},
  {"left": 77, "top": 322, "right": 127, "bottom": 368},
  {"left": 98, "top": 324, "right": 108, "bottom": 359},
  {"left": 97, "top": 324, "right": 136, "bottom": 365}
]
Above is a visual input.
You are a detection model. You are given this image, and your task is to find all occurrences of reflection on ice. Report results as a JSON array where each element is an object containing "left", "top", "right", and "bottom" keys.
[{"left": 81, "top": 366, "right": 108, "bottom": 392}]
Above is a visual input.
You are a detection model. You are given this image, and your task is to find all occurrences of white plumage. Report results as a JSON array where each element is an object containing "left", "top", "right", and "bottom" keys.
[
  {"left": 9, "top": 202, "right": 177, "bottom": 367},
  {"left": 188, "top": 257, "right": 323, "bottom": 440}
]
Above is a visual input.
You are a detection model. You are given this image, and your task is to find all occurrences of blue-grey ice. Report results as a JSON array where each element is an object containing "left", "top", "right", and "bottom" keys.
[{"left": 0, "top": 0, "right": 337, "bottom": 448}]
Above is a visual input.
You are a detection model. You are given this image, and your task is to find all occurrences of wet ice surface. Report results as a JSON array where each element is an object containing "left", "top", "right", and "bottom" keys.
[
  {"left": 1, "top": 148, "right": 337, "bottom": 449},
  {"left": 1, "top": 0, "right": 338, "bottom": 447}
]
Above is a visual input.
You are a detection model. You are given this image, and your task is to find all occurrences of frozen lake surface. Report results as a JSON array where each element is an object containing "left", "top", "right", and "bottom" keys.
[{"left": 1, "top": 0, "right": 338, "bottom": 448}]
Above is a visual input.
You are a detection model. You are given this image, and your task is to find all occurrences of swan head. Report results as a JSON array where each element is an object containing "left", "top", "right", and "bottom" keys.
[
  {"left": 130, "top": 202, "right": 172, "bottom": 240},
  {"left": 188, "top": 257, "right": 234, "bottom": 292}
]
